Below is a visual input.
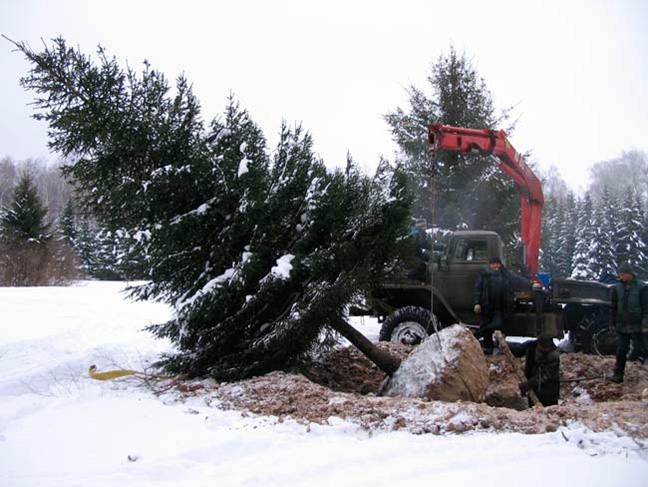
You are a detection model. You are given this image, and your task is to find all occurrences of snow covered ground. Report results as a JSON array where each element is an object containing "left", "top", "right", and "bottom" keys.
[{"left": 1, "top": 281, "right": 646, "bottom": 486}]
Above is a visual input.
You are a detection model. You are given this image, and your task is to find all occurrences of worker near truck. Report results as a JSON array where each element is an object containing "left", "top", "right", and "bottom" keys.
[
  {"left": 606, "top": 261, "right": 648, "bottom": 384},
  {"left": 520, "top": 335, "right": 560, "bottom": 406},
  {"left": 472, "top": 257, "right": 515, "bottom": 353}
]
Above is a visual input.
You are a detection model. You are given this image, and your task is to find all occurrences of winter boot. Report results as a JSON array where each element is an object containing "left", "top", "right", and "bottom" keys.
[{"left": 605, "top": 371, "right": 624, "bottom": 384}]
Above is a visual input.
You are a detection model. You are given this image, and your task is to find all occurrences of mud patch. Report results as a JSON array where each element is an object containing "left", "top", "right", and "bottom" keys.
[{"left": 171, "top": 345, "right": 648, "bottom": 440}]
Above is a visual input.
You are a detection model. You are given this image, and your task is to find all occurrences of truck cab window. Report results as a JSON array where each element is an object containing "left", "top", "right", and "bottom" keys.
[{"left": 454, "top": 240, "right": 488, "bottom": 262}]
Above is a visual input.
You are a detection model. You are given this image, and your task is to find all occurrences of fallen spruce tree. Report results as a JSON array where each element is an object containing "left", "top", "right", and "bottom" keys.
[{"left": 14, "top": 37, "right": 413, "bottom": 381}]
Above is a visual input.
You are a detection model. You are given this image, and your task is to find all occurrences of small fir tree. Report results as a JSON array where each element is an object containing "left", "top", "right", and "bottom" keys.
[
  {"left": 554, "top": 192, "right": 577, "bottom": 277},
  {"left": 591, "top": 187, "right": 618, "bottom": 280},
  {"left": 59, "top": 198, "right": 77, "bottom": 244},
  {"left": 1, "top": 172, "right": 50, "bottom": 244},
  {"left": 539, "top": 195, "right": 561, "bottom": 276},
  {"left": 73, "top": 216, "right": 100, "bottom": 277},
  {"left": 570, "top": 194, "right": 596, "bottom": 279},
  {"left": 0, "top": 172, "right": 52, "bottom": 284},
  {"left": 616, "top": 188, "right": 647, "bottom": 277}
]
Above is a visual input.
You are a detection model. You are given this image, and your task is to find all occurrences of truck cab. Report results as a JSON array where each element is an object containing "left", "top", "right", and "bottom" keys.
[
  {"left": 433, "top": 231, "right": 503, "bottom": 324},
  {"left": 365, "top": 228, "right": 612, "bottom": 349}
]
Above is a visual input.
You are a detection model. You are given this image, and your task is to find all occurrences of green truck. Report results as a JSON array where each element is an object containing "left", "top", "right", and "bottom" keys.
[{"left": 362, "top": 229, "right": 613, "bottom": 353}]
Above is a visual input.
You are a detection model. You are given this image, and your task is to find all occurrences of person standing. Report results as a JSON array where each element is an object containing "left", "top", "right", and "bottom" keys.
[
  {"left": 473, "top": 257, "right": 515, "bottom": 352},
  {"left": 606, "top": 262, "right": 648, "bottom": 383}
]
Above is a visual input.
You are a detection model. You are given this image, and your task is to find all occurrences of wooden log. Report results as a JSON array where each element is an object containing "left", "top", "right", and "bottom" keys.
[
  {"left": 330, "top": 318, "right": 402, "bottom": 375},
  {"left": 493, "top": 331, "right": 544, "bottom": 409}
]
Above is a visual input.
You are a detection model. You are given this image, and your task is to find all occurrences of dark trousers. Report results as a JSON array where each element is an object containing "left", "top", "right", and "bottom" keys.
[
  {"left": 475, "top": 311, "right": 503, "bottom": 349},
  {"left": 615, "top": 331, "right": 647, "bottom": 376}
]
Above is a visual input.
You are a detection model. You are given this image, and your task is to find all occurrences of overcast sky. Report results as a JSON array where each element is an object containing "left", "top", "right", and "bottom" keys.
[{"left": 1, "top": 0, "right": 647, "bottom": 191}]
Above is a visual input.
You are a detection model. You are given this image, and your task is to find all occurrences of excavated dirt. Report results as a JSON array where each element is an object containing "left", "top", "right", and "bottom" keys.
[{"left": 165, "top": 344, "right": 648, "bottom": 440}]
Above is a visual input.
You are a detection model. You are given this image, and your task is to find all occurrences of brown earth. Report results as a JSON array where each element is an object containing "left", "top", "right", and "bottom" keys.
[{"left": 166, "top": 344, "right": 648, "bottom": 440}]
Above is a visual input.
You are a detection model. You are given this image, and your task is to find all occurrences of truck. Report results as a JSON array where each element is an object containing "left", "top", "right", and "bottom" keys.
[{"left": 360, "top": 124, "right": 613, "bottom": 351}]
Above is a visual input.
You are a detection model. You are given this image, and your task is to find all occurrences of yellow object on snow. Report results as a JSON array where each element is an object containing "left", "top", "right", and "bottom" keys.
[{"left": 88, "top": 364, "right": 137, "bottom": 380}]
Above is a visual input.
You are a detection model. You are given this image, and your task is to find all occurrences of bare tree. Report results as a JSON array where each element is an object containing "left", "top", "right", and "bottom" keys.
[
  {"left": 0, "top": 156, "right": 18, "bottom": 208},
  {"left": 589, "top": 150, "right": 648, "bottom": 203}
]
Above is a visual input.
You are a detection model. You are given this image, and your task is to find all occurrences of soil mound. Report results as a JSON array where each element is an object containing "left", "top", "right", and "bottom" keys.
[{"left": 169, "top": 345, "right": 648, "bottom": 440}]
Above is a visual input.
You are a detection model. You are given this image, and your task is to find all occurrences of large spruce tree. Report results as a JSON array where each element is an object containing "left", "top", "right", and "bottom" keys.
[
  {"left": 15, "top": 38, "right": 411, "bottom": 379},
  {"left": 384, "top": 47, "right": 519, "bottom": 247}
]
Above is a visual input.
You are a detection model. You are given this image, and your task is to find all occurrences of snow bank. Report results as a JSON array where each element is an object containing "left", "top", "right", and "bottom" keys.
[{"left": 1, "top": 282, "right": 647, "bottom": 486}]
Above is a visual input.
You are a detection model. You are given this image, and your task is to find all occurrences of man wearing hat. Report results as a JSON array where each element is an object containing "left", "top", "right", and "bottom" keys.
[
  {"left": 606, "top": 261, "right": 648, "bottom": 383},
  {"left": 473, "top": 256, "right": 515, "bottom": 353},
  {"left": 521, "top": 335, "right": 560, "bottom": 406}
]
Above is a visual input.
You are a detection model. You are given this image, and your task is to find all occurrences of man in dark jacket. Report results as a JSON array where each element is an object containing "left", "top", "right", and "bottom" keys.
[
  {"left": 522, "top": 335, "right": 560, "bottom": 406},
  {"left": 473, "top": 257, "right": 516, "bottom": 352},
  {"left": 606, "top": 262, "right": 648, "bottom": 383}
]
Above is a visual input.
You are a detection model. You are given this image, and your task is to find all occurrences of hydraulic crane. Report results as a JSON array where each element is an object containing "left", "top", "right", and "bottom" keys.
[
  {"left": 367, "top": 124, "right": 610, "bottom": 348},
  {"left": 428, "top": 124, "right": 544, "bottom": 276}
]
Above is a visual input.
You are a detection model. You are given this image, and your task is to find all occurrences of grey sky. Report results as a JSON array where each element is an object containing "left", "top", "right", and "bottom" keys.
[{"left": 1, "top": 0, "right": 647, "bottom": 191}]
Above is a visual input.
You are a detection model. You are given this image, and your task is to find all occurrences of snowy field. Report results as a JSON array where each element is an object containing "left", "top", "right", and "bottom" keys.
[{"left": 1, "top": 281, "right": 646, "bottom": 486}]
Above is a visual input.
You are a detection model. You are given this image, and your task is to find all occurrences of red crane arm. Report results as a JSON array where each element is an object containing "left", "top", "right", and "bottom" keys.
[{"left": 427, "top": 124, "right": 544, "bottom": 275}]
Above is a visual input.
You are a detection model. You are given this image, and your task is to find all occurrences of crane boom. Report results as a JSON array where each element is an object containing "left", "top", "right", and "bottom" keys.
[{"left": 427, "top": 124, "right": 544, "bottom": 275}]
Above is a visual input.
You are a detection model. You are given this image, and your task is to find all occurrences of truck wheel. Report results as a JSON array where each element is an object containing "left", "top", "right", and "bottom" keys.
[
  {"left": 567, "top": 305, "right": 612, "bottom": 354},
  {"left": 379, "top": 306, "right": 439, "bottom": 345},
  {"left": 591, "top": 324, "right": 617, "bottom": 356}
]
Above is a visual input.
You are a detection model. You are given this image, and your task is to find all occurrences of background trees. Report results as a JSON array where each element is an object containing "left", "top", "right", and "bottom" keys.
[
  {"left": 0, "top": 168, "right": 83, "bottom": 285},
  {"left": 588, "top": 150, "right": 648, "bottom": 201},
  {"left": 539, "top": 173, "right": 648, "bottom": 280},
  {"left": 0, "top": 157, "right": 129, "bottom": 281}
]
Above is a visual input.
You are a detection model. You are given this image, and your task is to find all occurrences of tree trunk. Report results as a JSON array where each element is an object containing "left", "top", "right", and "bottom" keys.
[{"left": 329, "top": 319, "right": 402, "bottom": 375}]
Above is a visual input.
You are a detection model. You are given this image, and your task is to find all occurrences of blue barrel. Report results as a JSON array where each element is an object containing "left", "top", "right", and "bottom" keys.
[{"left": 537, "top": 272, "right": 551, "bottom": 287}]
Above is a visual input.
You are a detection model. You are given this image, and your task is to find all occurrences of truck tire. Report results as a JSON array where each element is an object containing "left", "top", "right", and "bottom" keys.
[
  {"left": 566, "top": 304, "right": 613, "bottom": 354},
  {"left": 591, "top": 328, "right": 646, "bottom": 357},
  {"left": 379, "top": 306, "right": 439, "bottom": 345},
  {"left": 590, "top": 323, "right": 617, "bottom": 356}
]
